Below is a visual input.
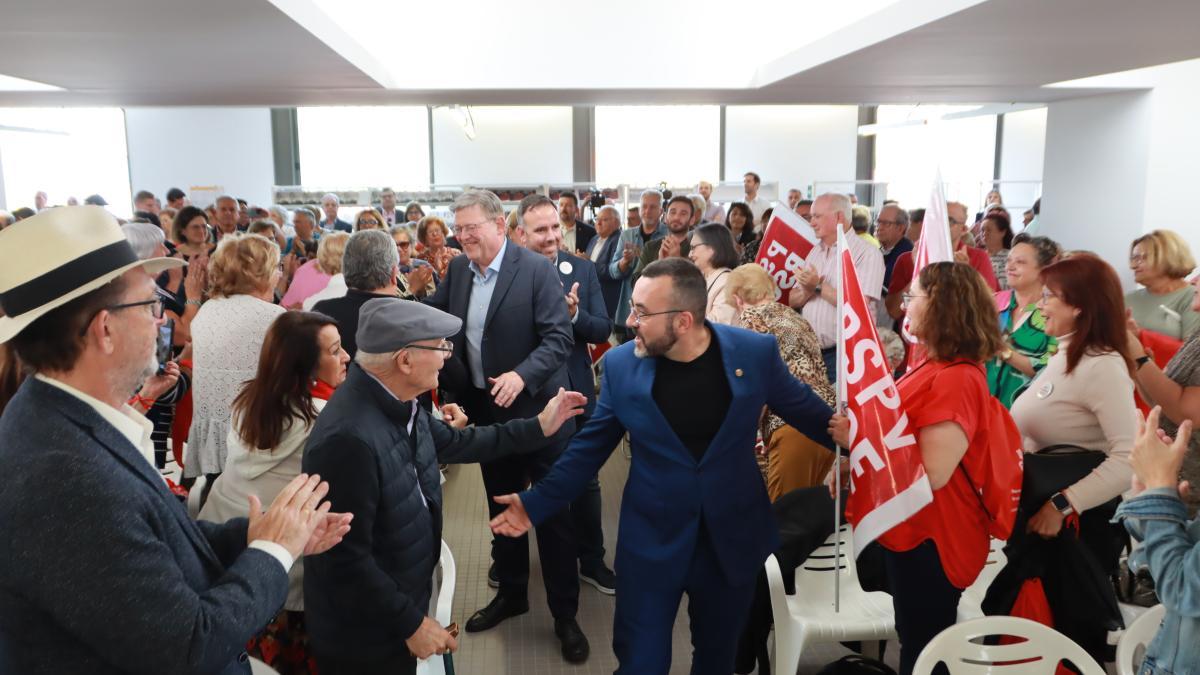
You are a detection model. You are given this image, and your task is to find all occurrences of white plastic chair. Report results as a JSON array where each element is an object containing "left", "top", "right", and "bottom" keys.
[
  {"left": 415, "top": 540, "right": 456, "bottom": 675},
  {"left": 1116, "top": 604, "right": 1165, "bottom": 675},
  {"left": 248, "top": 656, "right": 279, "bottom": 674},
  {"left": 957, "top": 537, "right": 1008, "bottom": 621},
  {"left": 765, "top": 525, "right": 896, "bottom": 675},
  {"left": 912, "top": 615, "right": 1105, "bottom": 675}
]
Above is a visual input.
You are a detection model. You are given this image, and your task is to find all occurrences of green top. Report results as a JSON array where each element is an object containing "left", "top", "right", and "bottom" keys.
[
  {"left": 986, "top": 290, "right": 1057, "bottom": 408},
  {"left": 1125, "top": 285, "right": 1200, "bottom": 341}
]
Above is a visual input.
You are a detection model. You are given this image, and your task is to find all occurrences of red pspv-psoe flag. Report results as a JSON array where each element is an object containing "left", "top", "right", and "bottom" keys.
[
  {"left": 837, "top": 228, "right": 933, "bottom": 556},
  {"left": 903, "top": 170, "right": 956, "bottom": 366},
  {"left": 755, "top": 207, "right": 818, "bottom": 305}
]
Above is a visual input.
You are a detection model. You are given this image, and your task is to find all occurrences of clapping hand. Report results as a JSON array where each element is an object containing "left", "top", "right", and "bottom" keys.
[
  {"left": 184, "top": 255, "right": 208, "bottom": 302},
  {"left": 246, "top": 474, "right": 352, "bottom": 559},
  {"left": 659, "top": 236, "right": 680, "bottom": 259},
  {"left": 1131, "top": 407, "right": 1193, "bottom": 499},
  {"left": 797, "top": 266, "right": 820, "bottom": 293}
]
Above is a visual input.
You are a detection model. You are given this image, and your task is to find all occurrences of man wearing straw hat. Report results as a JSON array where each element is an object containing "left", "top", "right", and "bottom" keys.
[{"left": 0, "top": 206, "right": 352, "bottom": 674}]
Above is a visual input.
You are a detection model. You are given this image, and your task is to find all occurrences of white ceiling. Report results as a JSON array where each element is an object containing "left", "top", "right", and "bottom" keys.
[{"left": 1, "top": 0, "right": 1198, "bottom": 107}]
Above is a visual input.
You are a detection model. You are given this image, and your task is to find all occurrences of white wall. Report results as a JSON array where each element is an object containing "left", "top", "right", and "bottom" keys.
[
  {"left": 1137, "top": 59, "right": 1200, "bottom": 246},
  {"left": 1041, "top": 91, "right": 1152, "bottom": 285},
  {"left": 124, "top": 107, "right": 276, "bottom": 207},
  {"left": 431, "top": 106, "right": 572, "bottom": 185},
  {"left": 724, "top": 105, "right": 858, "bottom": 199},
  {"left": 997, "top": 107, "right": 1046, "bottom": 213}
]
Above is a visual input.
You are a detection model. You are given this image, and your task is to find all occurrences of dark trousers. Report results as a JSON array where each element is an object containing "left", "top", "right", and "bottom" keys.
[
  {"left": 315, "top": 652, "right": 416, "bottom": 675},
  {"left": 568, "top": 413, "right": 607, "bottom": 572},
  {"left": 821, "top": 346, "right": 837, "bottom": 386},
  {"left": 613, "top": 525, "right": 757, "bottom": 675},
  {"left": 465, "top": 387, "right": 580, "bottom": 620},
  {"left": 884, "top": 540, "right": 962, "bottom": 675}
]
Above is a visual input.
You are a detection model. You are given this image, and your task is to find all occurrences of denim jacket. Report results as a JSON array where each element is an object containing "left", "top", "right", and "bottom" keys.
[{"left": 1115, "top": 487, "right": 1200, "bottom": 675}]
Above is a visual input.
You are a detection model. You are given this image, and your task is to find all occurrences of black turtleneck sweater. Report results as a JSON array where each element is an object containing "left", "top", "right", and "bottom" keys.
[{"left": 651, "top": 333, "right": 731, "bottom": 462}]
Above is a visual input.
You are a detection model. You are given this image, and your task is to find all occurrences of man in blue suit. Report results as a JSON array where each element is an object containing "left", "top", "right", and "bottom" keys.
[
  {"left": 491, "top": 257, "right": 838, "bottom": 674},
  {"left": 518, "top": 194, "right": 617, "bottom": 593}
]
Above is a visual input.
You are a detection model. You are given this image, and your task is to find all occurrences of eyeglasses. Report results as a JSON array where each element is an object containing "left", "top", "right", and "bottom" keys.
[
  {"left": 453, "top": 220, "right": 493, "bottom": 236},
  {"left": 1129, "top": 253, "right": 1146, "bottom": 264},
  {"left": 80, "top": 297, "right": 164, "bottom": 336},
  {"left": 628, "top": 308, "right": 683, "bottom": 327},
  {"left": 1040, "top": 289, "right": 1059, "bottom": 301},
  {"left": 948, "top": 217, "right": 966, "bottom": 226},
  {"left": 403, "top": 339, "right": 454, "bottom": 356},
  {"left": 358, "top": 218, "right": 380, "bottom": 226},
  {"left": 901, "top": 292, "right": 926, "bottom": 306},
  {"left": 396, "top": 241, "right": 412, "bottom": 248}
]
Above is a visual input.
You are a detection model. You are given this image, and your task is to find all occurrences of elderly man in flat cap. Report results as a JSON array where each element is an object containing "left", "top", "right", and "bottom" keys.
[
  {"left": 302, "top": 297, "right": 586, "bottom": 675},
  {"left": 0, "top": 206, "right": 352, "bottom": 675}
]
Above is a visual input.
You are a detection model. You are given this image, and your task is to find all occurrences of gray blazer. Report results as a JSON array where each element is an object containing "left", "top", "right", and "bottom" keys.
[{"left": 0, "top": 377, "right": 288, "bottom": 675}]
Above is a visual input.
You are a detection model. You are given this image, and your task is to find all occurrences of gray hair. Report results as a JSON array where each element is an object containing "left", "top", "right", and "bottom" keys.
[
  {"left": 389, "top": 223, "right": 414, "bottom": 239},
  {"left": 214, "top": 194, "right": 238, "bottom": 207},
  {"left": 121, "top": 221, "right": 166, "bottom": 260},
  {"left": 640, "top": 189, "right": 663, "bottom": 206},
  {"left": 292, "top": 207, "right": 316, "bottom": 225},
  {"left": 342, "top": 229, "right": 399, "bottom": 291},
  {"left": 597, "top": 204, "right": 621, "bottom": 221},
  {"left": 355, "top": 349, "right": 397, "bottom": 373},
  {"left": 817, "top": 192, "right": 853, "bottom": 229},
  {"left": 321, "top": 192, "right": 340, "bottom": 205},
  {"left": 451, "top": 189, "right": 505, "bottom": 221},
  {"left": 269, "top": 205, "right": 290, "bottom": 223},
  {"left": 688, "top": 194, "right": 707, "bottom": 219},
  {"left": 878, "top": 204, "right": 910, "bottom": 227}
]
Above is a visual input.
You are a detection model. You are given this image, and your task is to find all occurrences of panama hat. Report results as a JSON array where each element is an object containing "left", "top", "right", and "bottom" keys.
[{"left": 0, "top": 206, "right": 186, "bottom": 343}]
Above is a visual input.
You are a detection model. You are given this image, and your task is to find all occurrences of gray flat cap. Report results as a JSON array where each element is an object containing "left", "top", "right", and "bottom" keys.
[{"left": 356, "top": 297, "right": 462, "bottom": 353}]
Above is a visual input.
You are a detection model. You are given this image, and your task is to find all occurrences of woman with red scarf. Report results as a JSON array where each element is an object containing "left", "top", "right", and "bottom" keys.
[{"left": 199, "top": 311, "right": 350, "bottom": 674}]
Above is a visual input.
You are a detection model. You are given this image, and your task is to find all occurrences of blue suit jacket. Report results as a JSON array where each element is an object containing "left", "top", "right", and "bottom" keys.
[
  {"left": 0, "top": 378, "right": 286, "bottom": 675},
  {"left": 521, "top": 324, "right": 836, "bottom": 588},
  {"left": 585, "top": 234, "right": 623, "bottom": 321},
  {"left": 425, "top": 242, "right": 573, "bottom": 421},
  {"left": 555, "top": 250, "right": 611, "bottom": 417}
]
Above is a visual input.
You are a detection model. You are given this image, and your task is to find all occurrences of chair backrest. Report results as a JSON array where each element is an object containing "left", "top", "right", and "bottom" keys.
[
  {"left": 795, "top": 525, "right": 860, "bottom": 586},
  {"left": 186, "top": 475, "right": 206, "bottom": 519},
  {"left": 248, "top": 657, "right": 279, "bottom": 674},
  {"left": 912, "top": 616, "right": 1105, "bottom": 675},
  {"left": 432, "top": 539, "right": 456, "bottom": 627},
  {"left": 1115, "top": 604, "right": 1165, "bottom": 675}
]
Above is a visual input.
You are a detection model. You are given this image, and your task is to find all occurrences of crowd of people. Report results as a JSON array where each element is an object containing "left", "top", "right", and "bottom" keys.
[{"left": 0, "top": 174, "right": 1198, "bottom": 675}]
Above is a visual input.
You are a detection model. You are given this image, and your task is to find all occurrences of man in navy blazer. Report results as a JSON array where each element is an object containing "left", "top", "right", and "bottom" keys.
[
  {"left": 491, "top": 258, "right": 838, "bottom": 675},
  {"left": 424, "top": 189, "right": 589, "bottom": 662},
  {"left": 518, "top": 195, "right": 617, "bottom": 592},
  {"left": 585, "top": 204, "right": 625, "bottom": 322},
  {"left": 0, "top": 206, "right": 350, "bottom": 675}
]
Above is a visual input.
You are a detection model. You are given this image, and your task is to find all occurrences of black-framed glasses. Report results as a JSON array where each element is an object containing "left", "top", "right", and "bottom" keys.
[
  {"left": 79, "top": 297, "right": 164, "bottom": 336},
  {"left": 403, "top": 339, "right": 454, "bottom": 356},
  {"left": 628, "top": 308, "right": 683, "bottom": 327}
]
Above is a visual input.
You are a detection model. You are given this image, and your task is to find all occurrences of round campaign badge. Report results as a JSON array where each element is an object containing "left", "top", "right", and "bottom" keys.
[
  {"left": 1036, "top": 382, "right": 1054, "bottom": 399},
  {"left": 559, "top": 260, "right": 573, "bottom": 275}
]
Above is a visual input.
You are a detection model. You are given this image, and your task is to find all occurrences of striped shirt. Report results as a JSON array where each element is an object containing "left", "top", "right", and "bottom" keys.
[{"left": 800, "top": 230, "right": 886, "bottom": 349}]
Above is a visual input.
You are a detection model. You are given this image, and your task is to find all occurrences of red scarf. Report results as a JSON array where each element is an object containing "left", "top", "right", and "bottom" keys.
[{"left": 310, "top": 380, "right": 336, "bottom": 401}]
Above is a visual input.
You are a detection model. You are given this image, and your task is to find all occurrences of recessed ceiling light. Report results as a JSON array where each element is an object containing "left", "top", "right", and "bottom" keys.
[{"left": 0, "top": 73, "right": 64, "bottom": 92}]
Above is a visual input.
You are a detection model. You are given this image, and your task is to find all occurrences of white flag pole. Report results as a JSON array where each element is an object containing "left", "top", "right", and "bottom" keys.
[{"left": 834, "top": 228, "right": 846, "bottom": 613}]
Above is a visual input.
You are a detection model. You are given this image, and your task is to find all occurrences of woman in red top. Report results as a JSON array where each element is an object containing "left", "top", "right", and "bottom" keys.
[{"left": 881, "top": 261, "right": 1008, "bottom": 674}]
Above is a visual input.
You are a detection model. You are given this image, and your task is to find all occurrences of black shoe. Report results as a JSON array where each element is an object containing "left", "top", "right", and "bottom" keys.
[
  {"left": 579, "top": 564, "right": 616, "bottom": 595},
  {"left": 554, "top": 618, "right": 590, "bottom": 663},
  {"left": 487, "top": 562, "right": 499, "bottom": 589},
  {"left": 465, "top": 594, "right": 528, "bottom": 633}
]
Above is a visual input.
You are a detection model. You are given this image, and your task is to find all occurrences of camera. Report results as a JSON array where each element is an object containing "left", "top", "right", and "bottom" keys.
[{"left": 587, "top": 188, "right": 605, "bottom": 210}]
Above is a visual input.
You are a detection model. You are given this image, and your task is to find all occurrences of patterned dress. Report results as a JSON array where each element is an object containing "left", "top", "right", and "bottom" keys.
[
  {"left": 418, "top": 245, "right": 461, "bottom": 280},
  {"left": 986, "top": 290, "right": 1056, "bottom": 408},
  {"left": 1159, "top": 331, "right": 1200, "bottom": 515}
]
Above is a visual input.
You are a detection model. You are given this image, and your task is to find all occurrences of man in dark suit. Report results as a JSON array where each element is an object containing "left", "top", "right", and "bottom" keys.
[
  {"left": 312, "top": 229, "right": 401, "bottom": 359},
  {"left": 378, "top": 186, "right": 404, "bottom": 227},
  {"left": 320, "top": 193, "right": 353, "bottom": 233},
  {"left": 585, "top": 204, "right": 624, "bottom": 322},
  {"left": 491, "top": 258, "right": 837, "bottom": 675},
  {"left": 518, "top": 194, "right": 617, "bottom": 594},
  {"left": 557, "top": 191, "right": 596, "bottom": 254},
  {"left": 424, "top": 189, "right": 589, "bottom": 663},
  {"left": 0, "top": 206, "right": 350, "bottom": 674}
]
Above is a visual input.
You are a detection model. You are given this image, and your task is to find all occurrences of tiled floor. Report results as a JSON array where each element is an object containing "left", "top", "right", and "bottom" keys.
[{"left": 438, "top": 446, "right": 901, "bottom": 675}]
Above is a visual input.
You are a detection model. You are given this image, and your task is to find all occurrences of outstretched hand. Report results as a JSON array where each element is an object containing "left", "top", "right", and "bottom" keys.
[
  {"left": 490, "top": 493, "right": 532, "bottom": 537},
  {"left": 537, "top": 387, "right": 587, "bottom": 437}
]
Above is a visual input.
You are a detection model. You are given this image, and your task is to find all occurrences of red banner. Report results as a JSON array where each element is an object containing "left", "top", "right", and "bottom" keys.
[
  {"left": 754, "top": 208, "right": 818, "bottom": 305},
  {"left": 837, "top": 229, "right": 933, "bottom": 555}
]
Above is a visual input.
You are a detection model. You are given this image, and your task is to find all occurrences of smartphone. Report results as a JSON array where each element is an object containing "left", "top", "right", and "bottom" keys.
[{"left": 156, "top": 319, "right": 175, "bottom": 374}]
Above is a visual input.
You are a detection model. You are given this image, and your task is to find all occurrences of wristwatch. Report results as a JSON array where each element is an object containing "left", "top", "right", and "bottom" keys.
[
  {"left": 185, "top": 299, "right": 202, "bottom": 307},
  {"left": 1000, "top": 347, "right": 1014, "bottom": 362},
  {"left": 1135, "top": 355, "right": 1152, "bottom": 370},
  {"left": 1050, "top": 491, "right": 1074, "bottom": 516}
]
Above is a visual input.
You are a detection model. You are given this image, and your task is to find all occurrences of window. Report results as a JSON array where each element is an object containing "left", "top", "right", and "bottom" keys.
[
  {"left": 0, "top": 108, "right": 131, "bottom": 216},
  {"left": 297, "top": 106, "right": 430, "bottom": 188},
  {"left": 595, "top": 106, "right": 720, "bottom": 187},
  {"left": 872, "top": 106, "right": 998, "bottom": 217}
]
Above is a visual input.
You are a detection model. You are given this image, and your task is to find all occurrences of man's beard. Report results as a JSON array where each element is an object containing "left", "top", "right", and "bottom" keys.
[{"left": 633, "top": 323, "right": 677, "bottom": 359}]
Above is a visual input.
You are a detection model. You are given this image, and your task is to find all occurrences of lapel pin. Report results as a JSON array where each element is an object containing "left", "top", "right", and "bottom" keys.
[
  {"left": 735, "top": 368, "right": 744, "bottom": 377},
  {"left": 558, "top": 260, "right": 573, "bottom": 275}
]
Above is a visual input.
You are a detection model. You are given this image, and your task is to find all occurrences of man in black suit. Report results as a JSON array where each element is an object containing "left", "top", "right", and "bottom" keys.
[
  {"left": 518, "top": 194, "right": 616, "bottom": 594},
  {"left": 0, "top": 206, "right": 350, "bottom": 674},
  {"left": 557, "top": 191, "right": 596, "bottom": 255},
  {"left": 320, "top": 193, "right": 353, "bottom": 233},
  {"left": 424, "top": 190, "right": 589, "bottom": 663},
  {"left": 378, "top": 187, "right": 404, "bottom": 228},
  {"left": 311, "top": 229, "right": 401, "bottom": 359},
  {"left": 585, "top": 204, "right": 624, "bottom": 322}
]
